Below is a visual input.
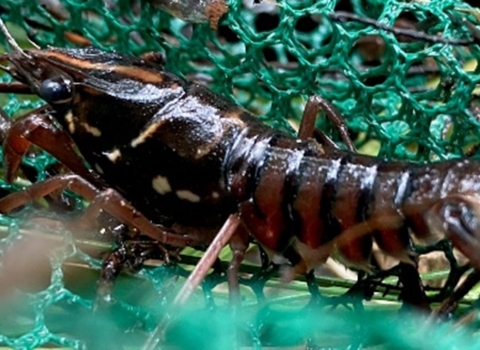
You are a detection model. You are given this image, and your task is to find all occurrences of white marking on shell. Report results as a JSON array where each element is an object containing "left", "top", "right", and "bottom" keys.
[
  {"left": 81, "top": 122, "right": 102, "bottom": 137},
  {"left": 94, "top": 163, "right": 104, "bottom": 174},
  {"left": 65, "top": 110, "right": 75, "bottom": 133},
  {"left": 176, "top": 190, "right": 201, "bottom": 203},
  {"left": 103, "top": 149, "right": 122, "bottom": 163},
  {"left": 152, "top": 175, "right": 172, "bottom": 195},
  {"left": 131, "top": 121, "right": 164, "bottom": 148},
  {"left": 211, "top": 191, "right": 220, "bottom": 199}
]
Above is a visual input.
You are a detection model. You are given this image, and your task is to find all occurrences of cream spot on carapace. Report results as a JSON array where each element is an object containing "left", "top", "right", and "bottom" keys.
[
  {"left": 65, "top": 110, "right": 75, "bottom": 133},
  {"left": 211, "top": 191, "right": 220, "bottom": 199},
  {"left": 81, "top": 122, "right": 102, "bottom": 137},
  {"left": 152, "top": 175, "right": 172, "bottom": 195},
  {"left": 131, "top": 120, "right": 164, "bottom": 148},
  {"left": 176, "top": 190, "right": 201, "bottom": 203},
  {"left": 103, "top": 149, "right": 122, "bottom": 163}
]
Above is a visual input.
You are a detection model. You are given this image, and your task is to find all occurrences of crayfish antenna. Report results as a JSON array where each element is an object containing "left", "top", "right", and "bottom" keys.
[{"left": 0, "top": 17, "right": 31, "bottom": 58}]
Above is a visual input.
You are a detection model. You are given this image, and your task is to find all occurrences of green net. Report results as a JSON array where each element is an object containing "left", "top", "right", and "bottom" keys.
[{"left": 1, "top": 0, "right": 480, "bottom": 348}]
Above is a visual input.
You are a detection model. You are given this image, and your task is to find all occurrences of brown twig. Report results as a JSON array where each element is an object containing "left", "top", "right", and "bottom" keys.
[{"left": 330, "top": 11, "right": 478, "bottom": 46}]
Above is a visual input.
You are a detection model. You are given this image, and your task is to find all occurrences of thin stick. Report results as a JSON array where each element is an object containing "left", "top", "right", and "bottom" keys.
[{"left": 330, "top": 12, "right": 476, "bottom": 46}]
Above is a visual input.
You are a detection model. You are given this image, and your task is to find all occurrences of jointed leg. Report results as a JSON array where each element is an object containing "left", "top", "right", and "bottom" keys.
[
  {"left": 0, "top": 174, "right": 201, "bottom": 250},
  {"left": 143, "top": 214, "right": 241, "bottom": 350},
  {"left": 426, "top": 194, "right": 480, "bottom": 271},
  {"left": 298, "top": 95, "right": 357, "bottom": 152},
  {"left": 96, "top": 240, "right": 165, "bottom": 308},
  {"left": 2, "top": 109, "right": 97, "bottom": 184},
  {"left": 433, "top": 270, "right": 480, "bottom": 317},
  {"left": 305, "top": 270, "right": 322, "bottom": 306},
  {"left": 397, "top": 262, "right": 430, "bottom": 311},
  {"left": 424, "top": 194, "right": 480, "bottom": 314},
  {"left": 227, "top": 224, "right": 249, "bottom": 305},
  {"left": 173, "top": 214, "right": 242, "bottom": 305}
]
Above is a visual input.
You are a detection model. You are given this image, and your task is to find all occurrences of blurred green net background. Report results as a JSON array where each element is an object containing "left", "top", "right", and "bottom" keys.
[{"left": 1, "top": 0, "right": 480, "bottom": 348}]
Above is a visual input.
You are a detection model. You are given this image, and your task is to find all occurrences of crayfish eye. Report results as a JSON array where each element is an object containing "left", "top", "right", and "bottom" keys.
[{"left": 38, "top": 77, "right": 73, "bottom": 104}]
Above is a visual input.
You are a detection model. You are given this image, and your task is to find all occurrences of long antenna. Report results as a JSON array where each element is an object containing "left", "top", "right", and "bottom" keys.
[{"left": 0, "top": 16, "right": 30, "bottom": 56}]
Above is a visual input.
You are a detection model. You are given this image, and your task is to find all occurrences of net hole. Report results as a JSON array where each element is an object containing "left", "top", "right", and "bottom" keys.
[
  {"left": 334, "top": 0, "right": 354, "bottom": 13},
  {"left": 262, "top": 46, "right": 278, "bottom": 62},
  {"left": 218, "top": 24, "right": 241, "bottom": 43},
  {"left": 255, "top": 12, "right": 280, "bottom": 33},
  {"left": 353, "top": 35, "right": 386, "bottom": 66},
  {"left": 294, "top": 14, "right": 320, "bottom": 34}
]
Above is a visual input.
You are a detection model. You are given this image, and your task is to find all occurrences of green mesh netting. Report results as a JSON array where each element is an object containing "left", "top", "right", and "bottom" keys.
[{"left": 1, "top": 0, "right": 480, "bottom": 349}]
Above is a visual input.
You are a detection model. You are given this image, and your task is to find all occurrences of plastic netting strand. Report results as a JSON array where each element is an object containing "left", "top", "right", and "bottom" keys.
[{"left": 0, "top": 0, "right": 480, "bottom": 349}]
